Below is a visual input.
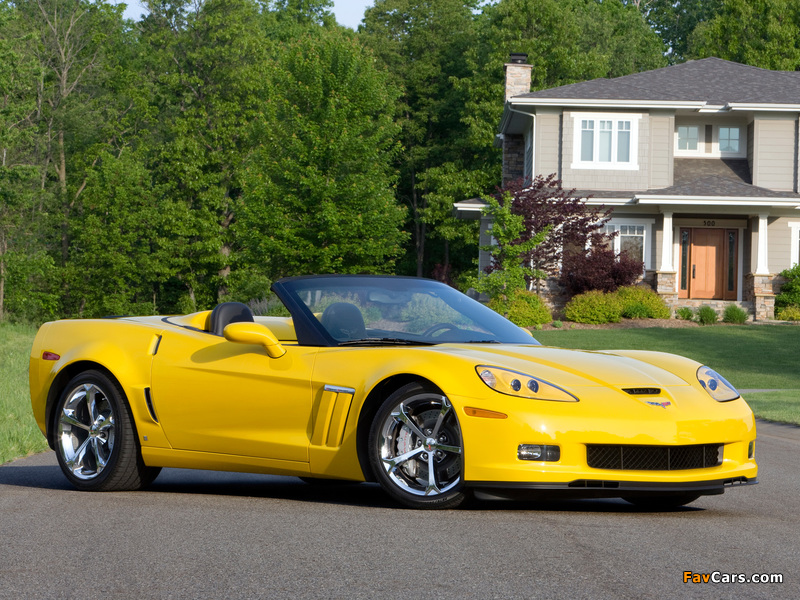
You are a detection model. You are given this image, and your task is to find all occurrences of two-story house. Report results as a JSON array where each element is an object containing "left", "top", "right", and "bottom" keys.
[{"left": 456, "top": 56, "right": 800, "bottom": 319}]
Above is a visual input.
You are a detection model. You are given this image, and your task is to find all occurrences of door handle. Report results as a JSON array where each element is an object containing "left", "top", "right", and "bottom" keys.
[{"left": 692, "top": 265, "right": 696, "bottom": 279}]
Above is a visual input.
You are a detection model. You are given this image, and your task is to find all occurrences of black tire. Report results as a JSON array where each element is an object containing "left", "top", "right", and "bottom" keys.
[
  {"left": 53, "top": 370, "right": 161, "bottom": 491},
  {"left": 622, "top": 493, "right": 702, "bottom": 510},
  {"left": 368, "top": 382, "right": 466, "bottom": 509}
]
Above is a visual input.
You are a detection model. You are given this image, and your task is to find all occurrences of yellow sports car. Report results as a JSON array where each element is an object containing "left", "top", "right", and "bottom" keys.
[{"left": 30, "top": 275, "right": 757, "bottom": 509}]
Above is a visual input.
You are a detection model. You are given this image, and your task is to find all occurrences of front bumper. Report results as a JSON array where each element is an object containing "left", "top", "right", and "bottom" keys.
[
  {"left": 453, "top": 385, "right": 759, "bottom": 494},
  {"left": 469, "top": 476, "right": 757, "bottom": 501}
]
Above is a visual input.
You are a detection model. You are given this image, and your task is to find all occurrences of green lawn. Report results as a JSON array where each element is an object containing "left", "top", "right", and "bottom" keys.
[
  {"left": 534, "top": 324, "right": 800, "bottom": 425},
  {"left": 0, "top": 322, "right": 49, "bottom": 464}
]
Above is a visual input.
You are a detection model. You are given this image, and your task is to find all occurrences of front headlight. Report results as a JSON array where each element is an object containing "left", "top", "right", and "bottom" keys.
[
  {"left": 697, "top": 366, "right": 740, "bottom": 402},
  {"left": 476, "top": 365, "right": 579, "bottom": 402}
]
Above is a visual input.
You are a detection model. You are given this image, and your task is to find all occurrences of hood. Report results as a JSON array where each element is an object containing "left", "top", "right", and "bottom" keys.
[{"left": 439, "top": 344, "right": 692, "bottom": 389}]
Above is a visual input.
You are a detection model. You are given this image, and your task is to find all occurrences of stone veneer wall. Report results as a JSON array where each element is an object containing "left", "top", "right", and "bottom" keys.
[{"left": 503, "top": 133, "right": 525, "bottom": 185}]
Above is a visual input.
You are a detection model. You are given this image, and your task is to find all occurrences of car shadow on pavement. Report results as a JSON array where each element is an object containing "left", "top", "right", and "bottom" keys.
[{"left": 2, "top": 454, "right": 706, "bottom": 514}]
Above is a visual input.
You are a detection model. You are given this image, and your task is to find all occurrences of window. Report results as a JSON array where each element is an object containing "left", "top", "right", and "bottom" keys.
[
  {"left": 572, "top": 113, "right": 640, "bottom": 170},
  {"left": 523, "top": 129, "right": 533, "bottom": 182},
  {"left": 678, "top": 126, "right": 698, "bottom": 151},
  {"left": 719, "top": 127, "right": 740, "bottom": 153},
  {"left": 790, "top": 222, "right": 800, "bottom": 267},
  {"left": 674, "top": 123, "right": 745, "bottom": 157},
  {"left": 602, "top": 218, "right": 654, "bottom": 270}
]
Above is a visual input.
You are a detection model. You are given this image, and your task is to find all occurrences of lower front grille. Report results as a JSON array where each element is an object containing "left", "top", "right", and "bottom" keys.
[{"left": 586, "top": 444, "right": 722, "bottom": 471}]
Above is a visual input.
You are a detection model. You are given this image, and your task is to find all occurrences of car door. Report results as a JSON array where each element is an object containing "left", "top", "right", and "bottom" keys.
[{"left": 150, "top": 327, "right": 318, "bottom": 462}]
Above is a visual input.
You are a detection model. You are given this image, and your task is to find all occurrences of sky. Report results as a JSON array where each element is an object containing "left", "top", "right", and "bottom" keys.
[{"left": 120, "top": 1, "right": 373, "bottom": 29}]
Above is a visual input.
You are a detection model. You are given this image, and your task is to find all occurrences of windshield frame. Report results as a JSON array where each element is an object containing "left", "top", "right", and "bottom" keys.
[{"left": 271, "top": 274, "right": 540, "bottom": 347}]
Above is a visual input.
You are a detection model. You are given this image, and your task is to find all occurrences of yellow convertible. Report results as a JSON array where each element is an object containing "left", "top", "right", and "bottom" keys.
[{"left": 30, "top": 275, "right": 757, "bottom": 509}]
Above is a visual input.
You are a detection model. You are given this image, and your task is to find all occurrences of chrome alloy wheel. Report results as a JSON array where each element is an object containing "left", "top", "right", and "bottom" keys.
[
  {"left": 377, "top": 392, "right": 463, "bottom": 497},
  {"left": 57, "top": 383, "right": 116, "bottom": 481}
]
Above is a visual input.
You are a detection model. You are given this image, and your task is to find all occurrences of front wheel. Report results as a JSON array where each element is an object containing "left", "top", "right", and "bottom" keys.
[
  {"left": 54, "top": 370, "right": 160, "bottom": 491},
  {"left": 368, "top": 382, "right": 466, "bottom": 509}
]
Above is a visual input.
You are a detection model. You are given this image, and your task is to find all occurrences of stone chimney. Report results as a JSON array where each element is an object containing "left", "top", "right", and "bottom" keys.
[{"left": 504, "top": 53, "right": 532, "bottom": 101}]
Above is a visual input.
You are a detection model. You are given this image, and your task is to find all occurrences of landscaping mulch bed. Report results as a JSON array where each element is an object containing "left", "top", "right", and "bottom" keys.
[{"left": 539, "top": 318, "right": 700, "bottom": 331}]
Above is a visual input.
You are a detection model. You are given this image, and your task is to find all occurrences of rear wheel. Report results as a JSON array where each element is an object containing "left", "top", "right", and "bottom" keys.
[
  {"left": 368, "top": 382, "right": 465, "bottom": 509},
  {"left": 622, "top": 493, "right": 701, "bottom": 510},
  {"left": 54, "top": 370, "right": 160, "bottom": 491}
]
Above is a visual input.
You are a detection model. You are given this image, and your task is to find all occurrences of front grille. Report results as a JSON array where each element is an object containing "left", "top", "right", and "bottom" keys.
[{"left": 586, "top": 444, "right": 722, "bottom": 471}]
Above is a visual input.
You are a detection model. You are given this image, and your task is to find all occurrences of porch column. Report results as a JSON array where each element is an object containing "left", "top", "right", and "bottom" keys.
[
  {"left": 755, "top": 213, "right": 770, "bottom": 275},
  {"left": 659, "top": 211, "right": 673, "bottom": 271}
]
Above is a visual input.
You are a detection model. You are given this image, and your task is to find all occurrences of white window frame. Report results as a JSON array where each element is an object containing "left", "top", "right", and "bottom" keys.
[
  {"left": 603, "top": 217, "right": 655, "bottom": 271},
  {"left": 674, "top": 122, "right": 747, "bottom": 158},
  {"left": 789, "top": 222, "right": 800, "bottom": 267},
  {"left": 571, "top": 113, "right": 641, "bottom": 171}
]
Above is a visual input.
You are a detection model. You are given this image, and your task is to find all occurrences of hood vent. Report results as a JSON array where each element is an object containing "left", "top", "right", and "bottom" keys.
[{"left": 622, "top": 387, "right": 661, "bottom": 396}]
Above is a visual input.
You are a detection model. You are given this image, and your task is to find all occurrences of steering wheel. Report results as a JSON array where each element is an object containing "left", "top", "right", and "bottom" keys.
[{"left": 421, "top": 322, "right": 459, "bottom": 338}]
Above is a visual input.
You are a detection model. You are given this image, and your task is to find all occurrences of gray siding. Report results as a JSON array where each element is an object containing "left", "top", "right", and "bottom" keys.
[
  {"left": 534, "top": 112, "right": 561, "bottom": 178},
  {"left": 649, "top": 115, "right": 673, "bottom": 188},
  {"left": 753, "top": 118, "right": 796, "bottom": 191},
  {"left": 769, "top": 216, "right": 793, "bottom": 273}
]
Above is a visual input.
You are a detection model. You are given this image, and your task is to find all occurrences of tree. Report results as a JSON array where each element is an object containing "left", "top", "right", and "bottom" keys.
[
  {"left": 490, "top": 176, "right": 613, "bottom": 293},
  {"left": 140, "top": 0, "right": 272, "bottom": 309},
  {"left": 477, "top": 192, "right": 549, "bottom": 300},
  {"left": 456, "top": 0, "right": 666, "bottom": 157},
  {"left": 360, "top": 0, "right": 482, "bottom": 278},
  {"left": 688, "top": 0, "right": 800, "bottom": 70},
  {"left": 235, "top": 28, "right": 407, "bottom": 281},
  {"left": 644, "top": 0, "right": 723, "bottom": 63}
]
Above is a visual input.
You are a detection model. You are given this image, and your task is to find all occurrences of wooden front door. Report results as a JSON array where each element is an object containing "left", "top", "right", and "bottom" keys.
[{"left": 679, "top": 228, "right": 738, "bottom": 300}]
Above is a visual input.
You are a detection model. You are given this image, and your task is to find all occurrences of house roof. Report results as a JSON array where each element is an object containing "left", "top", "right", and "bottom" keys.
[{"left": 515, "top": 58, "right": 800, "bottom": 106}]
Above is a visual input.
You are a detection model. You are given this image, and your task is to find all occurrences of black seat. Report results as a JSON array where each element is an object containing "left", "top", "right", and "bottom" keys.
[
  {"left": 209, "top": 302, "right": 255, "bottom": 336},
  {"left": 320, "top": 302, "right": 366, "bottom": 341}
]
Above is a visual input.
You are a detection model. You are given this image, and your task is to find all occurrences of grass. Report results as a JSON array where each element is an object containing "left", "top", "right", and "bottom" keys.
[
  {"left": 0, "top": 322, "right": 49, "bottom": 464},
  {"left": 534, "top": 324, "right": 800, "bottom": 425}
]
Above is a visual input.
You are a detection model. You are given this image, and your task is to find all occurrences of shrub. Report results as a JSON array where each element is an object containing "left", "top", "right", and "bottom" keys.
[
  {"left": 560, "top": 246, "right": 643, "bottom": 296},
  {"left": 552, "top": 320, "right": 563, "bottom": 328},
  {"left": 776, "top": 264, "right": 800, "bottom": 309},
  {"left": 722, "top": 304, "right": 749, "bottom": 324},
  {"left": 776, "top": 306, "right": 800, "bottom": 321},
  {"left": 675, "top": 307, "right": 694, "bottom": 321},
  {"left": 564, "top": 290, "right": 623, "bottom": 324},
  {"left": 697, "top": 305, "right": 718, "bottom": 325},
  {"left": 621, "top": 302, "right": 650, "bottom": 319},
  {"left": 616, "top": 286, "right": 670, "bottom": 319},
  {"left": 506, "top": 291, "right": 553, "bottom": 327}
]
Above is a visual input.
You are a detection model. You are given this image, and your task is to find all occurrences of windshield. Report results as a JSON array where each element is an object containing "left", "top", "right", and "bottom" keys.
[{"left": 274, "top": 275, "right": 538, "bottom": 346}]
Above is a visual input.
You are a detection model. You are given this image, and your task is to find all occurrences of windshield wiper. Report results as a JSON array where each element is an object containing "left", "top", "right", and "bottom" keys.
[
  {"left": 336, "top": 337, "right": 435, "bottom": 346},
  {"left": 463, "top": 339, "right": 502, "bottom": 344}
]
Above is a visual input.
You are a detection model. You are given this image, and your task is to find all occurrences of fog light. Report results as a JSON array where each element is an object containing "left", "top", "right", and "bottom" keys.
[
  {"left": 518, "top": 444, "right": 560, "bottom": 462},
  {"left": 748, "top": 441, "right": 755, "bottom": 459}
]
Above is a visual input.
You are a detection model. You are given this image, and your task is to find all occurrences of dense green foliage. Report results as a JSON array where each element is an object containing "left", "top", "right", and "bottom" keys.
[
  {"left": 676, "top": 307, "right": 695, "bottom": 321},
  {"left": 775, "top": 264, "right": 800, "bottom": 310},
  {"left": 1, "top": 0, "right": 791, "bottom": 322},
  {"left": 616, "top": 286, "right": 670, "bottom": 319},
  {"left": 722, "top": 304, "right": 749, "bottom": 324},
  {"left": 564, "top": 290, "right": 623, "bottom": 324},
  {"left": 489, "top": 289, "right": 552, "bottom": 327},
  {"left": 697, "top": 305, "right": 719, "bottom": 325},
  {"left": 776, "top": 306, "right": 800, "bottom": 321}
]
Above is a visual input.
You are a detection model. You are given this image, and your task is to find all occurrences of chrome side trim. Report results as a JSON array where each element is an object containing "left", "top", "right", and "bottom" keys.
[{"left": 323, "top": 384, "right": 356, "bottom": 394}]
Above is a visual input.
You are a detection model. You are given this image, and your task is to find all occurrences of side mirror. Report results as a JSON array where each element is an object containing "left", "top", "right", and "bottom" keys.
[{"left": 223, "top": 322, "right": 286, "bottom": 358}]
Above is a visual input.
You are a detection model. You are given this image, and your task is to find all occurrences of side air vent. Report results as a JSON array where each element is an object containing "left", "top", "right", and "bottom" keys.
[
  {"left": 622, "top": 387, "right": 661, "bottom": 396},
  {"left": 144, "top": 388, "right": 159, "bottom": 423}
]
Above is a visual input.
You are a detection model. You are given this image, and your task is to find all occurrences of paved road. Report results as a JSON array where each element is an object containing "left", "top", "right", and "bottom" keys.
[{"left": 1, "top": 420, "right": 798, "bottom": 600}]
